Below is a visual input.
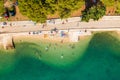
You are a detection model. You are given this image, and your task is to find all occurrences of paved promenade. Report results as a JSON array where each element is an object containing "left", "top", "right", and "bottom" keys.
[
  {"left": 0, "top": 16, "right": 120, "bottom": 33},
  {"left": 0, "top": 16, "right": 120, "bottom": 47}
]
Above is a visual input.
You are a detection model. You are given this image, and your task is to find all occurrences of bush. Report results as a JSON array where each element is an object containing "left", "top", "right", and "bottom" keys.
[{"left": 81, "top": 2, "right": 106, "bottom": 22}]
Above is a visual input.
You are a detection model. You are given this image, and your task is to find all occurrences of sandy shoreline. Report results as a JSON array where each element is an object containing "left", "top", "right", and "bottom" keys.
[
  {"left": 1, "top": 29, "right": 120, "bottom": 50},
  {"left": 13, "top": 34, "right": 91, "bottom": 43},
  {"left": 13, "top": 35, "right": 69, "bottom": 43},
  {"left": 14, "top": 31, "right": 120, "bottom": 44},
  {"left": 0, "top": 27, "right": 93, "bottom": 50}
]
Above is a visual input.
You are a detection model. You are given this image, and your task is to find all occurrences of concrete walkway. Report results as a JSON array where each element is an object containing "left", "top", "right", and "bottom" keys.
[{"left": 0, "top": 16, "right": 120, "bottom": 33}]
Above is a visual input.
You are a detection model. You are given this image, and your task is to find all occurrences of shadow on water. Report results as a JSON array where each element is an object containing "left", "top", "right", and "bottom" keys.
[
  {"left": 14, "top": 42, "right": 42, "bottom": 59},
  {"left": 0, "top": 32, "right": 120, "bottom": 80},
  {"left": 0, "top": 56, "right": 71, "bottom": 80},
  {"left": 70, "top": 32, "right": 120, "bottom": 80},
  {"left": 0, "top": 42, "right": 73, "bottom": 80}
]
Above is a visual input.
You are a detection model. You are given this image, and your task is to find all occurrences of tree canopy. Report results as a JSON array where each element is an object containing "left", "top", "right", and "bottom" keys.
[
  {"left": 101, "top": 0, "right": 115, "bottom": 7},
  {"left": 18, "top": 0, "right": 51, "bottom": 23},
  {"left": 58, "top": 0, "right": 84, "bottom": 19},
  {"left": 81, "top": 1, "right": 106, "bottom": 22},
  {"left": 0, "top": 0, "right": 4, "bottom": 16},
  {"left": 18, "top": 0, "right": 84, "bottom": 23},
  {"left": 115, "top": 0, "right": 120, "bottom": 14}
]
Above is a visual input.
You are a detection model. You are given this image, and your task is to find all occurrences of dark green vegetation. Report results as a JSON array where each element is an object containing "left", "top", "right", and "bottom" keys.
[
  {"left": 81, "top": 1, "right": 106, "bottom": 22},
  {"left": 18, "top": 0, "right": 84, "bottom": 23},
  {"left": 18, "top": 0, "right": 120, "bottom": 23},
  {"left": 101, "top": 0, "right": 116, "bottom": 6},
  {"left": 0, "top": 0, "right": 4, "bottom": 16},
  {"left": 0, "top": 0, "right": 120, "bottom": 22},
  {"left": 115, "top": 0, "right": 120, "bottom": 14},
  {"left": 81, "top": 0, "right": 120, "bottom": 22},
  {"left": 0, "top": 32, "right": 120, "bottom": 80},
  {"left": 101, "top": 0, "right": 120, "bottom": 15}
]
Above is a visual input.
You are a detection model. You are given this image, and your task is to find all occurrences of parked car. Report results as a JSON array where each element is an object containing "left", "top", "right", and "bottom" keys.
[
  {"left": 9, "top": 10, "right": 16, "bottom": 16},
  {"left": 9, "top": 6, "right": 16, "bottom": 16},
  {"left": 4, "top": 8, "right": 9, "bottom": 19},
  {"left": 4, "top": 12, "right": 9, "bottom": 19}
]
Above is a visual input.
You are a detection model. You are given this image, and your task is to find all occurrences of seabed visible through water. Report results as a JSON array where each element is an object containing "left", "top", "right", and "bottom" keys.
[{"left": 0, "top": 32, "right": 120, "bottom": 80}]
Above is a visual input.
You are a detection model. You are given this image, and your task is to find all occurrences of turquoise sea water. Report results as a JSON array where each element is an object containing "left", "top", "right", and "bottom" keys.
[{"left": 0, "top": 32, "right": 120, "bottom": 80}]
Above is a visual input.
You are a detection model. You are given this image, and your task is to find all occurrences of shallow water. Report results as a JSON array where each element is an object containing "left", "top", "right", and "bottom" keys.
[{"left": 0, "top": 32, "right": 120, "bottom": 80}]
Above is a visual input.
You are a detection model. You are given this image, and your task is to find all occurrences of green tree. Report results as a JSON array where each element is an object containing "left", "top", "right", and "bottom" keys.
[
  {"left": 101, "top": 0, "right": 115, "bottom": 7},
  {"left": 81, "top": 2, "right": 106, "bottom": 22},
  {"left": 58, "top": 0, "right": 84, "bottom": 19},
  {"left": 81, "top": 10, "right": 90, "bottom": 22},
  {"left": 18, "top": 0, "right": 85, "bottom": 23},
  {"left": 18, "top": 0, "right": 58, "bottom": 23},
  {"left": 115, "top": 1, "right": 120, "bottom": 14},
  {"left": 0, "top": 0, "right": 4, "bottom": 16}
]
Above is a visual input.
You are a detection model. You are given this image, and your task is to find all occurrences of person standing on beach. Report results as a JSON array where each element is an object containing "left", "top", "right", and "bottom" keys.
[{"left": 10, "top": 23, "right": 12, "bottom": 26}]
